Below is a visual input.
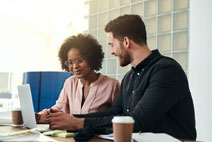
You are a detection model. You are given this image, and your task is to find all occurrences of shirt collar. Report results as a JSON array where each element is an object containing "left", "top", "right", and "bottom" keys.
[
  {"left": 132, "top": 49, "right": 161, "bottom": 72},
  {"left": 78, "top": 73, "right": 104, "bottom": 88}
]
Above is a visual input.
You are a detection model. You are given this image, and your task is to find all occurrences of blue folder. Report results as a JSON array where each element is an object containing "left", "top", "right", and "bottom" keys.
[{"left": 22, "top": 71, "right": 72, "bottom": 112}]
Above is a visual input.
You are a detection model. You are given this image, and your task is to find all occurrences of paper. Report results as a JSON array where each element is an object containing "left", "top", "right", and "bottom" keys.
[
  {"left": 37, "top": 124, "right": 50, "bottom": 132},
  {"left": 132, "top": 133, "right": 181, "bottom": 142},
  {"left": 98, "top": 133, "right": 181, "bottom": 142},
  {"left": 98, "top": 133, "right": 114, "bottom": 140}
]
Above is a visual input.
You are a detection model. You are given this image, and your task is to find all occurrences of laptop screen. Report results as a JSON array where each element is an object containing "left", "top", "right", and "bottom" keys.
[{"left": 17, "top": 84, "right": 37, "bottom": 129}]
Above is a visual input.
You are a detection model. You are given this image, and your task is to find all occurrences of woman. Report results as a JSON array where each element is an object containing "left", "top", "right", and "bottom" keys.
[{"left": 36, "top": 34, "right": 120, "bottom": 123}]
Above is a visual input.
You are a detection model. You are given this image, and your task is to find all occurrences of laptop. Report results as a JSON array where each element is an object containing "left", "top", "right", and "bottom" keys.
[{"left": 17, "top": 84, "right": 49, "bottom": 131}]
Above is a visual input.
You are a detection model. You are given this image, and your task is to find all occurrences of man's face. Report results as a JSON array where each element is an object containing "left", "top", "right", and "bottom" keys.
[{"left": 108, "top": 32, "right": 130, "bottom": 67}]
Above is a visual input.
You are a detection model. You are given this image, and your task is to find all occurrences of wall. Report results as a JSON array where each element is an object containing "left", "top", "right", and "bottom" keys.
[
  {"left": 0, "top": 72, "right": 9, "bottom": 90},
  {"left": 189, "top": 0, "right": 212, "bottom": 141},
  {"left": 86, "top": 0, "right": 189, "bottom": 82}
]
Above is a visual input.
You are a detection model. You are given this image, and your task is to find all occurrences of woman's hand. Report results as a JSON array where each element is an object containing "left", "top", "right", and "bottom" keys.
[{"left": 47, "top": 112, "right": 84, "bottom": 131}]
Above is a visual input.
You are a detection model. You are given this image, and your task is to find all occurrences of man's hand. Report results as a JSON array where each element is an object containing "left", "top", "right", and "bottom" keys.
[
  {"left": 47, "top": 112, "right": 84, "bottom": 131},
  {"left": 35, "top": 113, "right": 40, "bottom": 122},
  {"left": 35, "top": 108, "right": 60, "bottom": 124},
  {"left": 35, "top": 112, "right": 48, "bottom": 124}
]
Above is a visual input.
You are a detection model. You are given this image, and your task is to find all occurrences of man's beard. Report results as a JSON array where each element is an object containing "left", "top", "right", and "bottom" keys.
[{"left": 119, "top": 54, "right": 130, "bottom": 67}]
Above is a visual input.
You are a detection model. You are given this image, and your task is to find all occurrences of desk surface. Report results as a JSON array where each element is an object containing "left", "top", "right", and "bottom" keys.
[
  {"left": 0, "top": 126, "right": 110, "bottom": 142},
  {"left": 0, "top": 125, "right": 200, "bottom": 142}
]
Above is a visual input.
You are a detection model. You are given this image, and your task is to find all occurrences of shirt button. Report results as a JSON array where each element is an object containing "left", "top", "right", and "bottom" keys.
[
  {"left": 137, "top": 72, "right": 140, "bottom": 76},
  {"left": 126, "top": 109, "right": 129, "bottom": 112},
  {"left": 142, "top": 69, "right": 144, "bottom": 71},
  {"left": 132, "top": 90, "right": 134, "bottom": 94}
]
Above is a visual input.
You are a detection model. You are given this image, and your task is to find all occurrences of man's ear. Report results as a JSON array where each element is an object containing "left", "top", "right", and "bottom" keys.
[{"left": 123, "top": 37, "right": 130, "bottom": 48}]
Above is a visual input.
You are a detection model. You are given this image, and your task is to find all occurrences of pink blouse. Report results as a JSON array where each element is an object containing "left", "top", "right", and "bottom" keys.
[{"left": 47, "top": 74, "right": 120, "bottom": 114}]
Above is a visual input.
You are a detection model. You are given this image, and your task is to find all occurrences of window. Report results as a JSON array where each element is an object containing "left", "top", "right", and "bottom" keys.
[{"left": 85, "top": 0, "right": 189, "bottom": 82}]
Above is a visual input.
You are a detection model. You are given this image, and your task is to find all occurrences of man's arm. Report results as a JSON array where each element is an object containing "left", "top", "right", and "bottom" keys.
[
  {"left": 47, "top": 111, "right": 85, "bottom": 130},
  {"left": 79, "top": 65, "right": 186, "bottom": 132},
  {"left": 47, "top": 88, "right": 123, "bottom": 131}
]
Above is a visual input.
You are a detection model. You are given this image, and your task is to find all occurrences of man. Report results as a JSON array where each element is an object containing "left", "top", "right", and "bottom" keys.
[{"left": 47, "top": 14, "right": 196, "bottom": 140}]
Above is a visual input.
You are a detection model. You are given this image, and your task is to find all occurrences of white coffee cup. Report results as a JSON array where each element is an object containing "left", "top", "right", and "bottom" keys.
[{"left": 112, "top": 116, "right": 134, "bottom": 142}]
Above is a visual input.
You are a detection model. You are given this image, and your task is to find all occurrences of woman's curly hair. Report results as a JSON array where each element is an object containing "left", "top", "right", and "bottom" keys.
[{"left": 58, "top": 34, "right": 104, "bottom": 72}]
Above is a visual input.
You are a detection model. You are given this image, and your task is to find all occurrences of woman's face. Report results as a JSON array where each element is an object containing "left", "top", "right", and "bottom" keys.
[{"left": 66, "top": 48, "right": 92, "bottom": 79}]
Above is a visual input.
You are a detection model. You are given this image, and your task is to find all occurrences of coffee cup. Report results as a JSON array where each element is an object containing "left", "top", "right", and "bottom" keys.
[
  {"left": 112, "top": 116, "right": 134, "bottom": 142},
  {"left": 12, "top": 107, "right": 23, "bottom": 126}
]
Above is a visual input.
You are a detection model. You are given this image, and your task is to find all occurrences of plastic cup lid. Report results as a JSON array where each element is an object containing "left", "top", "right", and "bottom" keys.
[
  {"left": 11, "top": 107, "right": 21, "bottom": 111},
  {"left": 112, "top": 116, "right": 134, "bottom": 123}
]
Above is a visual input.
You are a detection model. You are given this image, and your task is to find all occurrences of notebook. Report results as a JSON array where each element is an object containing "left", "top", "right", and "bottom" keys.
[
  {"left": 17, "top": 84, "right": 49, "bottom": 131},
  {"left": 98, "top": 133, "right": 181, "bottom": 142}
]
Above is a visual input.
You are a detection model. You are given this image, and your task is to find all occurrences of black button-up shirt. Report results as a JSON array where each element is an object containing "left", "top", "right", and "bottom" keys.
[{"left": 75, "top": 50, "right": 197, "bottom": 140}]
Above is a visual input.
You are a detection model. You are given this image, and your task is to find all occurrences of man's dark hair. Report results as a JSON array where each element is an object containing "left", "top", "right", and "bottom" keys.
[
  {"left": 58, "top": 34, "right": 104, "bottom": 72},
  {"left": 105, "top": 14, "right": 147, "bottom": 45}
]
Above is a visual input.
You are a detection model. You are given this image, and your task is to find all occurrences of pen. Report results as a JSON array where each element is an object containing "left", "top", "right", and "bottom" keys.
[{"left": 138, "top": 130, "right": 142, "bottom": 135}]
